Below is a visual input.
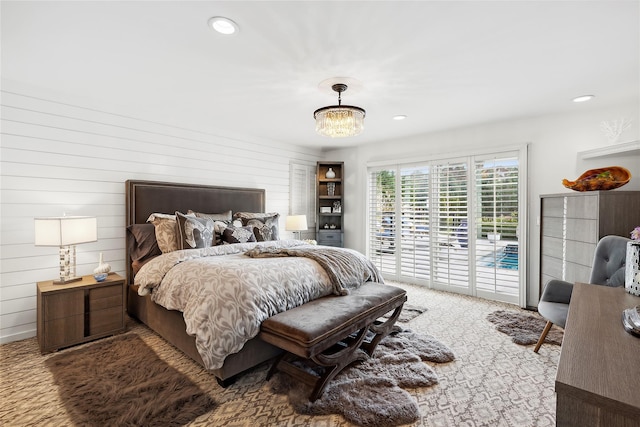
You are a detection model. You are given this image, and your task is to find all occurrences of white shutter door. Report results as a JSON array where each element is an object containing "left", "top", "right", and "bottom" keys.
[
  {"left": 431, "top": 160, "right": 470, "bottom": 292},
  {"left": 368, "top": 169, "right": 397, "bottom": 276},
  {"left": 399, "top": 165, "right": 431, "bottom": 280},
  {"left": 473, "top": 155, "right": 520, "bottom": 302}
]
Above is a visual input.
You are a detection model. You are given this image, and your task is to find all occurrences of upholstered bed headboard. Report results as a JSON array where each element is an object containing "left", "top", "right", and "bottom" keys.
[{"left": 125, "top": 180, "right": 265, "bottom": 283}]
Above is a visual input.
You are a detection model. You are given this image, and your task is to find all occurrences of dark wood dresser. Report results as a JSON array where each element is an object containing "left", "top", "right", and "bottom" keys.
[{"left": 555, "top": 283, "right": 640, "bottom": 426}]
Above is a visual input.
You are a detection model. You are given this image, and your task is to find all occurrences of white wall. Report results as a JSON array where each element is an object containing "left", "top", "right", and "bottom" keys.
[
  {"left": 0, "top": 79, "right": 322, "bottom": 344},
  {"left": 325, "top": 102, "right": 640, "bottom": 307}
]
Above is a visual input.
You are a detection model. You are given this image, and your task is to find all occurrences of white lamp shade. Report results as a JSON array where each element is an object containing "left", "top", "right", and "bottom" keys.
[
  {"left": 285, "top": 215, "right": 308, "bottom": 232},
  {"left": 34, "top": 216, "right": 98, "bottom": 246}
]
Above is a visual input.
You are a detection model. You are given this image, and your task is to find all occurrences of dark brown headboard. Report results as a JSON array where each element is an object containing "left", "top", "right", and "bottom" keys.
[{"left": 125, "top": 180, "right": 265, "bottom": 283}]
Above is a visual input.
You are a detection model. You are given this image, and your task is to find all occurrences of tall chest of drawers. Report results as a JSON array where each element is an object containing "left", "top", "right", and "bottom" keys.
[{"left": 539, "top": 191, "right": 640, "bottom": 294}]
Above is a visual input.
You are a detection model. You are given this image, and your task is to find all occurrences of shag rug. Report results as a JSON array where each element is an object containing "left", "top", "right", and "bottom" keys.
[
  {"left": 270, "top": 327, "right": 455, "bottom": 427},
  {"left": 487, "top": 310, "right": 564, "bottom": 346},
  {"left": 45, "top": 334, "right": 216, "bottom": 426}
]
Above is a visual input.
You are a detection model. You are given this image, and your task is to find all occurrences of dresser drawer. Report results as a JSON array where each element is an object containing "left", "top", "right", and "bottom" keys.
[{"left": 318, "top": 231, "right": 343, "bottom": 247}]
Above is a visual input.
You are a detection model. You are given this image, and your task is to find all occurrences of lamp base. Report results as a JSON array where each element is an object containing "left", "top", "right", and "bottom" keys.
[{"left": 53, "top": 276, "right": 82, "bottom": 285}]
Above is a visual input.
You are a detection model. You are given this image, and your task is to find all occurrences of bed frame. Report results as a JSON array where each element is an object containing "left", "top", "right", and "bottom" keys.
[{"left": 125, "top": 180, "right": 282, "bottom": 384}]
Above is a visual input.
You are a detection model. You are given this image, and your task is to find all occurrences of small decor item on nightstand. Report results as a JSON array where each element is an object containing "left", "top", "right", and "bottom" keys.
[
  {"left": 625, "top": 239, "right": 640, "bottom": 297},
  {"left": 325, "top": 168, "right": 336, "bottom": 179},
  {"left": 93, "top": 253, "right": 112, "bottom": 275},
  {"left": 93, "top": 273, "right": 108, "bottom": 282}
]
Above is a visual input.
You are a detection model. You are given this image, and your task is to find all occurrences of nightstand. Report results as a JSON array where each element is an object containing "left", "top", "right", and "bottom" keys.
[{"left": 37, "top": 273, "right": 126, "bottom": 353}]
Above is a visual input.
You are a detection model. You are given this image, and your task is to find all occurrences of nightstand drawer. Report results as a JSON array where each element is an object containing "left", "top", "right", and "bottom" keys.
[
  {"left": 44, "top": 315, "right": 84, "bottom": 349},
  {"left": 90, "top": 306, "right": 123, "bottom": 335},
  {"left": 90, "top": 284, "right": 123, "bottom": 311},
  {"left": 44, "top": 291, "right": 84, "bottom": 320}
]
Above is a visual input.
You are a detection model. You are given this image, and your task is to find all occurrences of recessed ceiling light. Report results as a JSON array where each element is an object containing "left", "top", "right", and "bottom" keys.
[
  {"left": 393, "top": 115, "right": 407, "bottom": 121},
  {"left": 572, "top": 95, "right": 595, "bottom": 103},
  {"left": 208, "top": 16, "right": 239, "bottom": 35}
]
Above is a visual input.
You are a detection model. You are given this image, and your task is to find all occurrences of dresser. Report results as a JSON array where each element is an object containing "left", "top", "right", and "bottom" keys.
[
  {"left": 555, "top": 283, "right": 640, "bottom": 426},
  {"left": 539, "top": 191, "right": 640, "bottom": 293},
  {"left": 37, "top": 273, "right": 126, "bottom": 353}
]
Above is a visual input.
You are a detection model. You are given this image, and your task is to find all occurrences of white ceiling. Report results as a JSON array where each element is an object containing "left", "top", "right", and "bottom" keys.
[{"left": 3, "top": 1, "right": 639, "bottom": 150}]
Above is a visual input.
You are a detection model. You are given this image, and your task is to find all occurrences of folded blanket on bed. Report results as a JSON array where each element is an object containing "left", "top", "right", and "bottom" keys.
[{"left": 244, "top": 245, "right": 383, "bottom": 295}]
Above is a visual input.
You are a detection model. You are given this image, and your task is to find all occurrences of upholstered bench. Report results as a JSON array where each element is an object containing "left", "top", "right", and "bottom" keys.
[{"left": 259, "top": 282, "right": 407, "bottom": 401}]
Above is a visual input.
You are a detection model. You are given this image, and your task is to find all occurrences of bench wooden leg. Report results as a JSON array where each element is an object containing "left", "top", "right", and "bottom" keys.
[
  {"left": 308, "top": 325, "right": 370, "bottom": 401},
  {"left": 361, "top": 303, "right": 405, "bottom": 356}
]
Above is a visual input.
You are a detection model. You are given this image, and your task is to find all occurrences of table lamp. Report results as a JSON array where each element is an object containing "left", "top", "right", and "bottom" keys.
[
  {"left": 285, "top": 215, "right": 308, "bottom": 240},
  {"left": 35, "top": 216, "right": 98, "bottom": 284}
]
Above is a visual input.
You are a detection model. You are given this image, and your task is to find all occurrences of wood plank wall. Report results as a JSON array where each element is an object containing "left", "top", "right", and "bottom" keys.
[{"left": 0, "top": 84, "right": 322, "bottom": 344}]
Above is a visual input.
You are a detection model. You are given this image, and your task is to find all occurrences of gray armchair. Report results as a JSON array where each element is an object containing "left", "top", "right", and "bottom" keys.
[{"left": 534, "top": 235, "right": 630, "bottom": 353}]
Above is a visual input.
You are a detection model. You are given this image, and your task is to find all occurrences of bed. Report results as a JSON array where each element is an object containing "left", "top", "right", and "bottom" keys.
[
  {"left": 126, "top": 180, "right": 382, "bottom": 386},
  {"left": 126, "top": 180, "right": 287, "bottom": 384}
]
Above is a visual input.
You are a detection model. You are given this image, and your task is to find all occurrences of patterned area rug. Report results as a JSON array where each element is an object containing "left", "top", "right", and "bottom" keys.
[
  {"left": 269, "top": 328, "right": 455, "bottom": 427},
  {"left": 487, "top": 310, "right": 564, "bottom": 346},
  {"left": 382, "top": 304, "right": 428, "bottom": 323},
  {"left": 45, "top": 334, "right": 216, "bottom": 426},
  {"left": 0, "top": 282, "right": 561, "bottom": 426}
]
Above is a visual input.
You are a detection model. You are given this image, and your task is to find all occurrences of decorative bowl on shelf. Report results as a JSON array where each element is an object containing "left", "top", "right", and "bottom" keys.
[
  {"left": 562, "top": 166, "right": 631, "bottom": 192},
  {"left": 93, "top": 273, "right": 108, "bottom": 282}
]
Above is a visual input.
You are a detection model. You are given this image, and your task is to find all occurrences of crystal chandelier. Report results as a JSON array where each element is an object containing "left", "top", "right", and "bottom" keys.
[{"left": 314, "top": 83, "right": 366, "bottom": 138}]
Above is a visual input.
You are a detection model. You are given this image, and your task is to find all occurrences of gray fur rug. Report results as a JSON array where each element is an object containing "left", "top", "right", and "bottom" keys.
[
  {"left": 270, "top": 327, "right": 455, "bottom": 427},
  {"left": 487, "top": 310, "right": 563, "bottom": 346}
]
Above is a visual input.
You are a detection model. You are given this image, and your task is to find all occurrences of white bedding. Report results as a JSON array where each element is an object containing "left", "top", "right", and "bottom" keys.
[{"left": 134, "top": 240, "right": 338, "bottom": 370}]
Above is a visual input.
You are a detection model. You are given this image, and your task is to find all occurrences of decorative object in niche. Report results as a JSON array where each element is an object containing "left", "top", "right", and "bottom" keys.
[
  {"left": 325, "top": 168, "right": 336, "bottom": 179},
  {"left": 600, "top": 117, "right": 632, "bottom": 144},
  {"left": 327, "top": 182, "right": 335, "bottom": 196},
  {"left": 562, "top": 166, "right": 631, "bottom": 191},
  {"left": 332, "top": 201, "right": 341, "bottom": 213}
]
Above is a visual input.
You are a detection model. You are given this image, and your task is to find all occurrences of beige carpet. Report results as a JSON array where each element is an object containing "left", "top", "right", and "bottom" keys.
[{"left": 0, "top": 282, "right": 560, "bottom": 426}]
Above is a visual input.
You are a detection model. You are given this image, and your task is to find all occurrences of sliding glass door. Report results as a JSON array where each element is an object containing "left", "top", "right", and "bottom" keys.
[{"left": 367, "top": 148, "right": 525, "bottom": 305}]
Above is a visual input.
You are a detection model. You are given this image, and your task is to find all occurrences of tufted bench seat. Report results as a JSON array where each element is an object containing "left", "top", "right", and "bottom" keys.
[{"left": 259, "top": 282, "right": 407, "bottom": 401}]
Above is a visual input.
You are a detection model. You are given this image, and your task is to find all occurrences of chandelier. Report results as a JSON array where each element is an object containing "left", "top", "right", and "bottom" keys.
[{"left": 314, "top": 83, "right": 366, "bottom": 138}]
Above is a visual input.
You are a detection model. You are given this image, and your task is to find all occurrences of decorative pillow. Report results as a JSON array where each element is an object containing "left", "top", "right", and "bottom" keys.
[
  {"left": 126, "top": 223, "right": 161, "bottom": 262},
  {"left": 188, "top": 210, "right": 233, "bottom": 222},
  {"left": 234, "top": 212, "right": 280, "bottom": 241},
  {"left": 212, "top": 220, "right": 233, "bottom": 245},
  {"left": 221, "top": 225, "right": 257, "bottom": 244},
  {"left": 147, "top": 213, "right": 178, "bottom": 253},
  {"left": 175, "top": 212, "right": 214, "bottom": 249}
]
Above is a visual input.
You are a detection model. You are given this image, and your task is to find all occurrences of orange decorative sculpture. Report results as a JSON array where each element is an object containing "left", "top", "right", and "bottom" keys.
[{"left": 562, "top": 166, "right": 631, "bottom": 191}]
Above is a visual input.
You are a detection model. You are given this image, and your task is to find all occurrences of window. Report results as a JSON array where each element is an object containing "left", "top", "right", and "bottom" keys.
[
  {"left": 289, "top": 162, "right": 316, "bottom": 236},
  {"left": 367, "top": 148, "right": 526, "bottom": 305}
]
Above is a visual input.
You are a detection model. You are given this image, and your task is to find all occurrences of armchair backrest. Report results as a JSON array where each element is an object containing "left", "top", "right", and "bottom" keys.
[{"left": 589, "top": 235, "right": 631, "bottom": 286}]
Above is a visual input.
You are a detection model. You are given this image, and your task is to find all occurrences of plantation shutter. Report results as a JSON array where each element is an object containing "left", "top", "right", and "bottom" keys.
[
  {"left": 368, "top": 169, "right": 397, "bottom": 275},
  {"left": 399, "top": 165, "right": 431, "bottom": 279},
  {"left": 430, "top": 160, "right": 470, "bottom": 290},
  {"left": 289, "top": 162, "right": 316, "bottom": 234},
  {"left": 473, "top": 156, "right": 520, "bottom": 299}
]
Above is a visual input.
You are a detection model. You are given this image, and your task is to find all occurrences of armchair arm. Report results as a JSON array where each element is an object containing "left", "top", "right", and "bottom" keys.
[{"left": 540, "top": 279, "right": 574, "bottom": 304}]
